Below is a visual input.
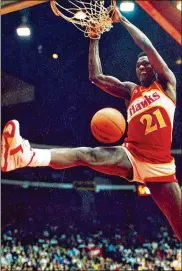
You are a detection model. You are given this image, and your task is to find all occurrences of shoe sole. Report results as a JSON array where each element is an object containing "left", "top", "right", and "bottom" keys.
[{"left": 1, "top": 120, "right": 20, "bottom": 172}]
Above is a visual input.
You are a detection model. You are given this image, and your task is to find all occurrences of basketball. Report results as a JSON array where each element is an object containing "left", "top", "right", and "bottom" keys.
[{"left": 91, "top": 108, "right": 126, "bottom": 143}]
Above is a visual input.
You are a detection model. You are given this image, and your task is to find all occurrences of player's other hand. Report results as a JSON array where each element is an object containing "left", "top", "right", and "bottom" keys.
[
  {"left": 87, "top": 27, "right": 100, "bottom": 39},
  {"left": 111, "top": 7, "right": 125, "bottom": 23}
]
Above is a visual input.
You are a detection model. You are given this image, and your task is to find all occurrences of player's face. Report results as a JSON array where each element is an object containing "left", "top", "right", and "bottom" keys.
[{"left": 136, "top": 56, "right": 156, "bottom": 86}]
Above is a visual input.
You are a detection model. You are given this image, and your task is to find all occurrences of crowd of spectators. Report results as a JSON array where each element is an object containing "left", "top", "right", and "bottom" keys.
[{"left": 1, "top": 224, "right": 181, "bottom": 271}]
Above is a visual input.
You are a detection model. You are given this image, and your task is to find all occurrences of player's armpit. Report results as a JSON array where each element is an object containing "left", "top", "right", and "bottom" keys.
[
  {"left": 144, "top": 45, "right": 176, "bottom": 88},
  {"left": 91, "top": 74, "right": 136, "bottom": 101}
]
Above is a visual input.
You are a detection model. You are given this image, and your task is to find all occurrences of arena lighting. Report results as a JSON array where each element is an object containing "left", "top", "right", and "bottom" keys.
[
  {"left": 137, "top": 185, "right": 151, "bottom": 196},
  {"left": 176, "top": 1, "right": 181, "bottom": 11},
  {"left": 16, "top": 15, "right": 31, "bottom": 37},
  {"left": 75, "top": 10, "right": 87, "bottom": 20},
  {"left": 120, "top": 1, "right": 135, "bottom": 12},
  {"left": 16, "top": 26, "right": 31, "bottom": 37},
  {"left": 52, "top": 53, "right": 59, "bottom": 59},
  {"left": 176, "top": 57, "right": 182, "bottom": 65}
]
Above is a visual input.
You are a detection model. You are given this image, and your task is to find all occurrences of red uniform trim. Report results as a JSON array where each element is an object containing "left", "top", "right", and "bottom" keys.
[
  {"left": 129, "top": 81, "right": 176, "bottom": 107},
  {"left": 122, "top": 143, "right": 174, "bottom": 164},
  {"left": 144, "top": 174, "right": 178, "bottom": 183}
]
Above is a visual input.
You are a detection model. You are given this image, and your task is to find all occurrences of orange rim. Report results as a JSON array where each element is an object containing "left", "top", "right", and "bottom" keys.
[{"left": 50, "top": 0, "right": 116, "bottom": 25}]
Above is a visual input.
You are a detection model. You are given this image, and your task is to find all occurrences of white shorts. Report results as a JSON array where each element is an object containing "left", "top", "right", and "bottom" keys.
[{"left": 121, "top": 146, "right": 177, "bottom": 185}]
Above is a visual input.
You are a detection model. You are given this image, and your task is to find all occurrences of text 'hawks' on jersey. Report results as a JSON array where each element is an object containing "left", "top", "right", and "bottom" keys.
[{"left": 124, "top": 81, "right": 176, "bottom": 163}]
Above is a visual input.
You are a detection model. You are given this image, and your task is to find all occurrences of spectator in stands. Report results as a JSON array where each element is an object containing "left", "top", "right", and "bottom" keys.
[{"left": 1, "top": 224, "right": 181, "bottom": 271}]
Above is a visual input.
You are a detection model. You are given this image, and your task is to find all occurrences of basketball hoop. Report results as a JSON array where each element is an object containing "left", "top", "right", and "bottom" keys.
[{"left": 50, "top": 0, "right": 116, "bottom": 39}]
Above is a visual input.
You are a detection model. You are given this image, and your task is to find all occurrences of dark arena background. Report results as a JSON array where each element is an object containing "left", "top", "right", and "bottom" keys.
[{"left": 1, "top": 1, "right": 182, "bottom": 270}]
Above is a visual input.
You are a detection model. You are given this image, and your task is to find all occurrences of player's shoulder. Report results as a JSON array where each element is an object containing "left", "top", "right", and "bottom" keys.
[
  {"left": 123, "top": 82, "right": 138, "bottom": 107},
  {"left": 124, "top": 81, "right": 137, "bottom": 93}
]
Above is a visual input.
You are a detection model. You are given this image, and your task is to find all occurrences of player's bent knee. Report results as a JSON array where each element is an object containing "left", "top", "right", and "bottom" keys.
[
  {"left": 77, "top": 147, "right": 97, "bottom": 164},
  {"left": 77, "top": 147, "right": 107, "bottom": 165},
  {"left": 77, "top": 146, "right": 128, "bottom": 166}
]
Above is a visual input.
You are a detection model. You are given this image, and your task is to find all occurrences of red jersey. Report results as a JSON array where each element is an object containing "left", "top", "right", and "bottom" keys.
[{"left": 124, "top": 81, "right": 175, "bottom": 163}]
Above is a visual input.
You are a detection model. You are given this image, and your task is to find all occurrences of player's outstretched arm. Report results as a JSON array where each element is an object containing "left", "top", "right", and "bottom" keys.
[
  {"left": 112, "top": 8, "right": 176, "bottom": 88},
  {"left": 88, "top": 39, "right": 135, "bottom": 101}
]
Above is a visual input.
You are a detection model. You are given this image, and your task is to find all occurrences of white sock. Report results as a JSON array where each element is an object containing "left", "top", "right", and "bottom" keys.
[{"left": 28, "top": 149, "right": 51, "bottom": 167}]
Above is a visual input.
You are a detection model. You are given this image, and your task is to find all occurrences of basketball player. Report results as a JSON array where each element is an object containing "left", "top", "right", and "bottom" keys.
[{"left": 1, "top": 8, "right": 181, "bottom": 240}]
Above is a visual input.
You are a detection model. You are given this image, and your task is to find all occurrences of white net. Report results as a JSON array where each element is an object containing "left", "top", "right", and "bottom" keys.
[{"left": 50, "top": 0, "right": 116, "bottom": 39}]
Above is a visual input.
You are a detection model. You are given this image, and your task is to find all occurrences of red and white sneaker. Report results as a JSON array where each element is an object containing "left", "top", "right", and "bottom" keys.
[{"left": 1, "top": 120, "right": 35, "bottom": 172}]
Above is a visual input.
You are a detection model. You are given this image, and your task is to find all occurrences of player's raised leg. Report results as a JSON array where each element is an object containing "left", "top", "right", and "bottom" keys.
[
  {"left": 1, "top": 120, "right": 133, "bottom": 179},
  {"left": 147, "top": 182, "right": 182, "bottom": 241},
  {"left": 49, "top": 145, "right": 133, "bottom": 178}
]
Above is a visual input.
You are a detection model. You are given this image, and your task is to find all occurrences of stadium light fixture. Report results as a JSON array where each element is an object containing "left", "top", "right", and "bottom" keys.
[
  {"left": 16, "top": 26, "right": 31, "bottom": 37},
  {"left": 75, "top": 10, "right": 87, "bottom": 20},
  {"left": 176, "top": 57, "right": 182, "bottom": 65},
  {"left": 16, "top": 16, "right": 31, "bottom": 37},
  {"left": 52, "top": 53, "right": 59, "bottom": 59},
  {"left": 137, "top": 185, "right": 151, "bottom": 196},
  {"left": 120, "top": 1, "right": 135, "bottom": 12}
]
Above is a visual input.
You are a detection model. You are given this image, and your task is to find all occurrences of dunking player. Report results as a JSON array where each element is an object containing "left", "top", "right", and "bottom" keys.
[{"left": 1, "top": 8, "right": 181, "bottom": 240}]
